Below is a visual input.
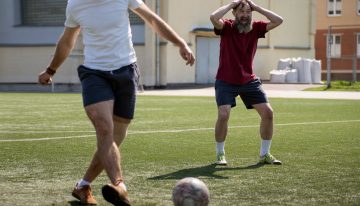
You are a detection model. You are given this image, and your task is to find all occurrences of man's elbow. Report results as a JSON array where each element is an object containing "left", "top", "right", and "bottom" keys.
[
  {"left": 276, "top": 16, "right": 284, "bottom": 26},
  {"left": 210, "top": 14, "right": 221, "bottom": 27},
  {"left": 210, "top": 14, "right": 216, "bottom": 23}
]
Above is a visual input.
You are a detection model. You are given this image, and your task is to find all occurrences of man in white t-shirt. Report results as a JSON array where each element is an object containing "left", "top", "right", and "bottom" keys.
[{"left": 38, "top": 0, "right": 195, "bottom": 205}]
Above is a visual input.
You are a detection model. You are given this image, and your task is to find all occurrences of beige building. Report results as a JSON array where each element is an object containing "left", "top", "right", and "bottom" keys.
[
  {"left": 0, "top": 0, "right": 316, "bottom": 91},
  {"left": 315, "top": 0, "right": 360, "bottom": 81}
]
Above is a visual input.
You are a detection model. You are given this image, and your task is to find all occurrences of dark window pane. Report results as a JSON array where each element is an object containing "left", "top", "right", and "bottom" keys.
[
  {"left": 129, "top": 10, "right": 144, "bottom": 25},
  {"left": 22, "top": 0, "right": 145, "bottom": 26},
  {"left": 21, "top": 0, "right": 66, "bottom": 26},
  {"left": 335, "top": 36, "right": 341, "bottom": 44}
]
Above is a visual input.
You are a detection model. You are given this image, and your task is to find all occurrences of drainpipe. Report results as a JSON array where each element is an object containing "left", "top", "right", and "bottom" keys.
[{"left": 155, "top": 0, "right": 161, "bottom": 87}]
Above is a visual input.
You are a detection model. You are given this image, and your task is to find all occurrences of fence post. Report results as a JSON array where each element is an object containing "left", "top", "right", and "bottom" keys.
[
  {"left": 353, "top": 55, "right": 357, "bottom": 83},
  {"left": 326, "top": 26, "right": 332, "bottom": 88},
  {"left": 51, "top": 81, "right": 55, "bottom": 93}
]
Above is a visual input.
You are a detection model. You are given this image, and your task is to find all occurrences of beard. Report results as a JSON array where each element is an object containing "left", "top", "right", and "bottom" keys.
[{"left": 235, "top": 17, "right": 252, "bottom": 33}]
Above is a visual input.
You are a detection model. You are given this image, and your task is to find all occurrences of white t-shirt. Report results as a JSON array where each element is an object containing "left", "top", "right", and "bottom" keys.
[{"left": 65, "top": 0, "right": 144, "bottom": 71}]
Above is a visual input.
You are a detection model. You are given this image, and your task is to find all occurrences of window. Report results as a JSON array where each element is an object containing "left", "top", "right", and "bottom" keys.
[
  {"left": 21, "top": 0, "right": 144, "bottom": 26},
  {"left": 328, "top": 34, "right": 341, "bottom": 57},
  {"left": 129, "top": 10, "right": 144, "bottom": 25},
  {"left": 327, "top": 0, "right": 342, "bottom": 16},
  {"left": 21, "top": 0, "right": 66, "bottom": 26}
]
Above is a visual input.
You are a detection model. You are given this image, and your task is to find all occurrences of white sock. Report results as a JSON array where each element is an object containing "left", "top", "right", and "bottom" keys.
[
  {"left": 117, "top": 182, "right": 127, "bottom": 191},
  {"left": 77, "top": 179, "right": 90, "bottom": 188},
  {"left": 216, "top": 141, "right": 225, "bottom": 154},
  {"left": 260, "top": 140, "right": 271, "bottom": 157}
]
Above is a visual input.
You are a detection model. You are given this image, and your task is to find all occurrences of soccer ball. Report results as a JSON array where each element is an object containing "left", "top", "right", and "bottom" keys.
[{"left": 172, "top": 177, "right": 210, "bottom": 206}]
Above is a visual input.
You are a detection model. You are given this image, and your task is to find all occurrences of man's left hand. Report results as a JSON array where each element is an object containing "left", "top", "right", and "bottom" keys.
[{"left": 247, "top": 0, "right": 258, "bottom": 11}]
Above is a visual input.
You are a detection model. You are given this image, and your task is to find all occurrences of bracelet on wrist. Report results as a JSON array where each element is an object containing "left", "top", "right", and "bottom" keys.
[{"left": 46, "top": 67, "right": 56, "bottom": 76}]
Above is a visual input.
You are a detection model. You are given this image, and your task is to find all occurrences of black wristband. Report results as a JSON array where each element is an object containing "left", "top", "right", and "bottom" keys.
[{"left": 46, "top": 67, "right": 56, "bottom": 76}]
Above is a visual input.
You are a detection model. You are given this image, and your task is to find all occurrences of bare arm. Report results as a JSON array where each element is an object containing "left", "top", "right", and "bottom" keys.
[
  {"left": 247, "top": 0, "right": 283, "bottom": 31},
  {"left": 133, "top": 4, "right": 195, "bottom": 66},
  {"left": 38, "top": 26, "right": 80, "bottom": 85},
  {"left": 210, "top": 1, "right": 240, "bottom": 30}
]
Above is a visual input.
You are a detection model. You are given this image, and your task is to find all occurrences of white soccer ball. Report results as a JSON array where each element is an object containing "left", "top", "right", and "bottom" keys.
[{"left": 172, "top": 177, "right": 210, "bottom": 206}]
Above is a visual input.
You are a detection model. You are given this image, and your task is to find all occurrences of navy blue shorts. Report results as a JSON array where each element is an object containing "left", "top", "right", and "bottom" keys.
[
  {"left": 215, "top": 78, "right": 268, "bottom": 109},
  {"left": 77, "top": 63, "right": 140, "bottom": 119}
]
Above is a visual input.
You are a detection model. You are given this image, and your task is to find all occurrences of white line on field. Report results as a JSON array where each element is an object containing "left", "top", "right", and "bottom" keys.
[
  {"left": 0, "top": 119, "right": 359, "bottom": 142},
  {"left": 0, "top": 131, "right": 94, "bottom": 134}
]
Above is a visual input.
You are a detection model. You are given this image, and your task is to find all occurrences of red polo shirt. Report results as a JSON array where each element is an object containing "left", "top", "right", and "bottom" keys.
[{"left": 214, "top": 19, "right": 268, "bottom": 85}]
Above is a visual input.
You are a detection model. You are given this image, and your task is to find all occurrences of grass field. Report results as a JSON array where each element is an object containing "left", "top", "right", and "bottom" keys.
[{"left": 0, "top": 92, "right": 359, "bottom": 206}]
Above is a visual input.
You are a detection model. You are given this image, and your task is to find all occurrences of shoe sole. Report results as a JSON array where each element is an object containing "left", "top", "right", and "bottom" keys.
[
  {"left": 102, "top": 185, "right": 131, "bottom": 206},
  {"left": 259, "top": 161, "right": 282, "bottom": 165},
  {"left": 215, "top": 161, "right": 228, "bottom": 166},
  {"left": 71, "top": 191, "right": 97, "bottom": 205}
]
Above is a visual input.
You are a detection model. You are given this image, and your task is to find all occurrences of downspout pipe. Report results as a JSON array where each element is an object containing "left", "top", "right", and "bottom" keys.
[{"left": 155, "top": 0, "right": 161, "bottom": 87}]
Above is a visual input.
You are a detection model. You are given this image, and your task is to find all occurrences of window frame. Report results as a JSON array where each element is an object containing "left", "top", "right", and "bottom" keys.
[{"left": 327, "top": 0, "right": 342, "bottom": 16}]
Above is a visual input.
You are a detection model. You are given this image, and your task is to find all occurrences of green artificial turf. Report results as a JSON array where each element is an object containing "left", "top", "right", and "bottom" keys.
[{"left": 0, "top": 93, "right": 359, "bottom": 205}]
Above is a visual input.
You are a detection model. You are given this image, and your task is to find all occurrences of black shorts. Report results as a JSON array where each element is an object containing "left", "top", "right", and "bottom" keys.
[
  {"left": 215, "top": 78, "right": 268, "bottom": 109},
  {"left": 77, "top": 63, "right": 140, "bottom": 119}
]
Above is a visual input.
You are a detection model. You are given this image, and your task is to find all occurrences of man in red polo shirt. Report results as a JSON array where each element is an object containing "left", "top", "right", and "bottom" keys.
[{"left": 210, "top": 0, "right": 283, "bottom": 165}]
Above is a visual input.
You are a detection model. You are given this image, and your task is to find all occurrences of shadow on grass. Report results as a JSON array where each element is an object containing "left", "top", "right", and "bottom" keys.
[
  {"left": 68, "top": 200, "right": 82, "bottom": 206},
  {"left": 148, "top": 163, "right": 264, "bottom": 180}
]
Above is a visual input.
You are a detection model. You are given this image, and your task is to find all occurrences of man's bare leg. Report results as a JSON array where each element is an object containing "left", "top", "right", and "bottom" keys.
[
  {"left": 214, "top": 105, "right": 231, "bottom": 165},
  {"left": 253, "top": 103, "right": 281, "bottom": 164},
  {"left": 84, "top": 100, "right": 122, "bottom": 184},
  {"left": 81, "top": 116, "right": 130, "bottom": 183}
]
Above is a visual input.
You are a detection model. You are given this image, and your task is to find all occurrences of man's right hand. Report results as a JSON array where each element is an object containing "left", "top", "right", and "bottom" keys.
[
  {"left": 38, "top": 70, "right": 53, "bottom": 85},
  {"left": 179, "top": 44, "right": 195, "bottom": 66}
]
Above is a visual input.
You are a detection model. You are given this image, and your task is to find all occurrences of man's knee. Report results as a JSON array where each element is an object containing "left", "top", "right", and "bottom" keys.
[
  {"left": 261, "top": 106, "right": 273, "bottom": 121},
  {"left": 217, "top": 106, "right": 231, "bottom": 122},
  {"left": 113, "top": 117, "right": 131, "bottom": 146}
]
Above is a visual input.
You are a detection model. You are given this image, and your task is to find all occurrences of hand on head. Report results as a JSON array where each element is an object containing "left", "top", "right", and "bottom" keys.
[
  {"left": 231, "top": 0, "right": 241, "bottom": 9},
  {"left": 232, "top": 0, "right": 256, "bottom": 11},
  {"left": 246, "top": 0, "right": 257, "bottom": 11}
]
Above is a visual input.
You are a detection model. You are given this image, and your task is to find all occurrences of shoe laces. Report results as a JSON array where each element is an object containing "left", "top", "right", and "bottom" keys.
[
  {"left": 217, "top": 153, "right": 225, "bottom": 161},
  {"left": 265, "top": 153, "right": 276, "bottom": 162}
]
